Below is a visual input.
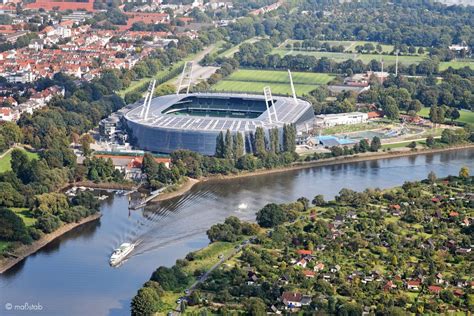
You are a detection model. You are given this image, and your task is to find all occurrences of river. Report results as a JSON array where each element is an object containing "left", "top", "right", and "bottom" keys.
[{"left": 1, "top": 149, "right": 473, "bottom": 316}]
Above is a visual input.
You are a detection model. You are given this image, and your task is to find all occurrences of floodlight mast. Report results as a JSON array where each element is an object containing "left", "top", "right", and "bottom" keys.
[
  {"left": 288, "top": 69, "right": 298, "bottom": 105},
  {"left": 395, "top": 49, "right": 400, "bottom": 76},
  {"left": 140, "top": 80, "right": 154, "bottom": 118},
  {"left": 144, "top": 80, "right": 156, "bottom": 120},
  {"left": 263, "top": 86, "right": 279, "bottom": 123},
  {"left": 176, "top": 61, "right": 194, "bottom": 95}
]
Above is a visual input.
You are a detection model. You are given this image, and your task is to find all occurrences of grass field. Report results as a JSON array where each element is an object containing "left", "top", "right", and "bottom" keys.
[
  {"left": 439, "top": 60, "right": 474, "bottom": 71},
  {"left": 11, "top": 208, "right": 37, "bottom": 227},
  {"left": 418, "top": 108, "right": 474, "bottom": 125},
  {"left": 272, "top": 48, "right": 427, "bottom": 66},
  {"left": 211, "top": 69, "right": 335, "bottom": 95},
  {"left": 0, "top": 147, "right": 38, "bottom": 173},
  {"left": 281, "top": 40, "right": 427, "bottom": 55}
]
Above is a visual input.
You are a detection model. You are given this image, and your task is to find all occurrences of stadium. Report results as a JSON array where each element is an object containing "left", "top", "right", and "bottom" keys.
[{"left": 124, "top": 92, "right": 315, "bottom": 155}]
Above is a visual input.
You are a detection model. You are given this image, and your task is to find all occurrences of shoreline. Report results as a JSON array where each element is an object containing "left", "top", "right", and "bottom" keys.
[
  {"left": 152, "top": 144, "right": 474, "bottom": 202},
  {"left": 151, "top": 177, "right": 200, "bottom": 202},
  {"left": 0, "top": 212, "right": 102, "bottom": 274}
]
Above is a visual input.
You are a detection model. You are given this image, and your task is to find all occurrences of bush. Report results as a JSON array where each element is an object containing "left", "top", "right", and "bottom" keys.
[{"left": 27, "top": 227, "right": 44, "bottom": 241}]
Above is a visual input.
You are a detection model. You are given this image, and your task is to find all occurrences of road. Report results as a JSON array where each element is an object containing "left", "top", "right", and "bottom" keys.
[
  {"left": 171, "top": 239, "right": 251, "bottom": 315},
  {"left": 172, "top": 44, "right": 219, "bottom": 88}
]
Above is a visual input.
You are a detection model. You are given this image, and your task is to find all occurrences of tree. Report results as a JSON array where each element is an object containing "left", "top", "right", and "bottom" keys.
[
  {"left": 426, "top": 136, "right": 435, "bottom": 147},
  {"left": 254, "top": 127, "right": 266, "bottom": 157},
  {"left": 0, "top": 122, "right": 23, "bottom": 146},
  {"left": 449, "top": 108, "right": 460, "bottom": 121},
  {"left": 245, "top": 297, "right": 266, "bottom": 315},
  {"left": 407, "top": 141, "right": 417, "bottom": 149},
  {"left": 382, "top": 96, "right": 400, "bottom": 120},
  {"left": 370, "top": 136, "right": 381, "bottom": 152},
  {"left": 80, "top": 134, "right": 94, "bottom": 157},
  {"left": 359, "top": 139, "right": 370, "bottom": 153},
  {"left": 223, "top": 130, "right": 234, "bottom": 160},
  {"left": 131, "top": 287, "right": 160, "bottom": 316},
  {"left": 256, "top": 203, "right": 287, "bottom": 228},
  {"left": 269, "top": 127, "right": 280, "bottom": 154},
  {"left": 297, "top": 197, "right": 310, "bottom": 211},
  {"left": 283, "top": 124, "right": 296, "bottom": 153},
  {"left": 429, "top": 106, "right": 445, "bottom": 125},
  {"left": 312, "top": 194, "right": 325, "bottom": 206},
  {"left": 233, "top": 132, "right": 245, "bottom": 159},
  {"left": 215, "top": 131, "right": 225, "bottom": 158},
  {"left": 0, "top": 207, "right": 32, "bottom": 244},
  {"left": 459, "top": 166, "right": 469, "bottom": 179},
  {"left": 427, "top": 171, "right": 437, "bottom": 184},
  {"left": 0, "top": 182, "right": 23, "bottom": 207}
]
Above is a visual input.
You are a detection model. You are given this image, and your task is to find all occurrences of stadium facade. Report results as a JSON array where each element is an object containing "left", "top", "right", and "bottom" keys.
[{"left": 123, "top": 92, "right": 314, "bottom": 156}]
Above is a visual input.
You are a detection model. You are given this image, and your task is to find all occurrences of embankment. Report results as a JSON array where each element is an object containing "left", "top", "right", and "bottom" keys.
[
  {"left": 0, "top": 212, "right": 102, "bottom": 274},
  {"left": 152, "top": 144, "right": 474, "bottom": 202}
]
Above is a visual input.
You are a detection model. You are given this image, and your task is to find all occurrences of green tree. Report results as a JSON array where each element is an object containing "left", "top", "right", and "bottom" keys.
[
  {"left": 426, "top": 136, "right": 435, "bottom": 147},
  {"left": 131, "top": 287, "right": 160, "bottom": 316},
  {"left": 254, "top": 127, "right": 266, "bottom": 157},
  {"left": 382, "top": 96, "right": 400, "bottom": 120},
  {"left": 312, "top": 194, "right": 325, "bottom": 206},
  {"left": 215, "top": 131, "right": 225, "bottom": 158},
  {"left": 233, "top": 132, "right": 245, "bottom": 159},
  {"left": 370, "top": 136, "right": 381, "bottom": 152},
  {"left": 224, "top": 130, "right": 234, "bottom": 160},
  {"left": 428, "top": 171, "right": 437, "bottom": 184},
  {"left": 283, "top": 124, "right": 296, "bottom": 153},
  {"left": 0, "top": 207, "right": 32, "bottom": 244},
  {"left": 0, "top": 182, "right": 23, "bottom": 207},
  {"left": 245, "top": 297, "right": 266, "bottom": 315},
  {"left": 269, "top": 127, "right": 279, "bottom": 154},
  {"left": 256, "top": 203, "right": 287, "bottom": 228}
]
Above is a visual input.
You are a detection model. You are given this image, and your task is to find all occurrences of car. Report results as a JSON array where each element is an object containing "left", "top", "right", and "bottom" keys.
[{"left": 184, "top": 289, "right": 190, "bottom": 295}]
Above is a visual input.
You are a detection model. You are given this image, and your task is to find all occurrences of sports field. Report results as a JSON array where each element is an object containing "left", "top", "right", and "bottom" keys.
[
  {"left": 439, "top": 60, "right": 474, "bottom": 71},
  {"left": 211, "top": 69, "right": 335, "bottom": 95},
  {"left": 418, "top": 108, "right": 474, "bottom": 125},
  {"left": 272, "top": 48, "right": 427, "bottom": 66}
]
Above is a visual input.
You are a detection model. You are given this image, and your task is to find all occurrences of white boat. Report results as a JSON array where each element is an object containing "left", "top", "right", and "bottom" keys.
[
  {"left": 109, "top": 243, "right": 135, "bottom": 266},
  {"left": 238, "top": 203, "right": 248, "bottom": 209}
]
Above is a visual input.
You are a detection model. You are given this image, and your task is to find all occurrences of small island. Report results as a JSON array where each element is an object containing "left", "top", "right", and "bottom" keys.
[{"left": 132, "top": 168, "right": 473, "bottom": 315}]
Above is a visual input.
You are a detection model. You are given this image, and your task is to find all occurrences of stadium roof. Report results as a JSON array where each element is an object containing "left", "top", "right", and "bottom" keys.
[{"left": 124, "top": 93, "right": 313, "bottom": 133}]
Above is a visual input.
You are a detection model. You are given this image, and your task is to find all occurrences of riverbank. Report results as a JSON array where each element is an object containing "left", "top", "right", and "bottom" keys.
[
  {"left": 71, "top": 181, "right": 137, "bottom": 190},
  {"left": 0, "top": 212, "right": 102, "bottom": 274},
  {"left": 151, "top": 144, "right": 474, "bottom": 202},
  {"left": 151, "top": 177, "right": 200, "bottom": 202}
]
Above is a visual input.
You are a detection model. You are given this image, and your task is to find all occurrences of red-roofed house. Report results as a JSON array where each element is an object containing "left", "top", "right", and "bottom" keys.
[
  {"left": 25, "top": 0, "right": 95, "bottom": 12},
  {"left": 296, "top": 249, "right": 312, "bottom": 256},
  {"left": 302, "top": 270, "right": 315, "bottom": 278},
  {"left": 407, "top": 280, "right": 421, "bottom": 291},
  {"left": 428, "top": 285, "right": 442, "bottom": 294},
  {"left": 0, "top": 107, "right": 15, "bottom": 121}
]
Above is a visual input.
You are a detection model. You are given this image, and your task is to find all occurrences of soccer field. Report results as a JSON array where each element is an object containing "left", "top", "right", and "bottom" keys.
[
  {"left": 272, "top": 49, "right": 427, "bottom": 66},
  {"left": 211, "top": 69, "right": 335, "bottom": 96}
]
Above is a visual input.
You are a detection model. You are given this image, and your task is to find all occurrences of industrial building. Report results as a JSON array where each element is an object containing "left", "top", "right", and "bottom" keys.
[{"left": 123, "top": 92, "right": 315, "bottom": 155}]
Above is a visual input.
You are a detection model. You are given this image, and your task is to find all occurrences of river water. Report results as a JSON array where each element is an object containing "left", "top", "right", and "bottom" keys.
[{"left": 1, "top": 149, "right": 473, "bottom": 316}]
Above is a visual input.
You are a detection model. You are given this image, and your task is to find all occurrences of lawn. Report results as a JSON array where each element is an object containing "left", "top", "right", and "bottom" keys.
[
  {"left": 439, "top": 60, "right": 474, "bottom": 71},
  {"left": 0, "top": 147, "right": 39, "bottom": 173},
  {"left": 382, "top": 140, "right": 426, "bottom": 150},
  {"left": 0, "top": 241, "right": 11, "bottom": 254},
  {"left": 11, "top": 208, "right": 36, "bottom": 227},
  {"left": 418, "top": 108, "right": 474, "bottom": 125},
  {"left": 272, "top": 48, "right": 427, "bottom": 66},
  {"left": 282, "top": 40, "right": 427, "bottom": 55},
  {"left": 211, "top": 69, "right": 335, "bottom": 96},
  {"left": 218, "top": 37, "right": 264, "bottom": 58}
]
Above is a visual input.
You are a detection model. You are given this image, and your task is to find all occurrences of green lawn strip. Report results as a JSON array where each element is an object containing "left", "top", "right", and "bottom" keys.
[
  {"left": 439, "top": 60, "right": 474, "bottom": 71},
  {"left": 11, "top": 207, "right": 36, "bottom": 227},
  {"left": 381, "top": 140, "right": 426, "bottom": 150},
  {"left": 272, "top": 48, "right": 427, "bottom": 65},
  {"left": 217, "top": 37, "right": 263, "bottom": 58},
  {"left": 211, "top": 80, "right": 318, "bottom": 95},
  {"left": 418, "top": 108, "right": 474, "bottom": 125},
  {"left": 0, "top": 147, "right": 39, "bottom": 173},
  {"left": 225, "top": 69, "right": 335, "bottom": 85}
]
